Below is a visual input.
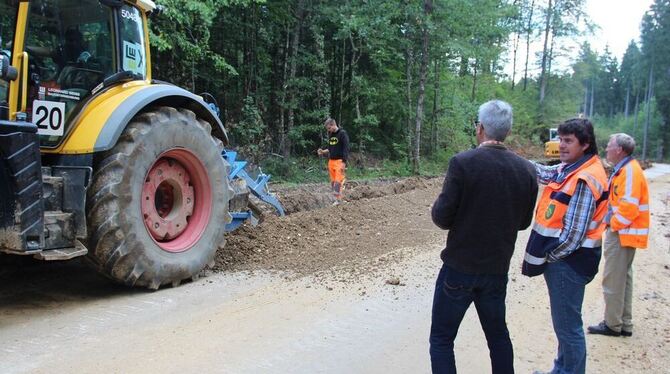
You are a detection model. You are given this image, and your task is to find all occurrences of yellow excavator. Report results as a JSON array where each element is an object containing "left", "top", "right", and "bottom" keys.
[
  {"left": 0, "top": 0, "right": 282, "bottom": 289},
  {"left": 544, "top": 127, "right": 560, "bottom": 164}
]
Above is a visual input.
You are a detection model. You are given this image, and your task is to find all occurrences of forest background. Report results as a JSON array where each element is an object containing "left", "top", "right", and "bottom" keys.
[{"left": 148, "top": 0, "right": 670, "bottom": 181}]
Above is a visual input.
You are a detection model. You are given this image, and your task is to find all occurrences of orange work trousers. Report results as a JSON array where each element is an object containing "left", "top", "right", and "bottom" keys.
[{"left": 328, "top": 159, "right": 346, "bottom": 200}]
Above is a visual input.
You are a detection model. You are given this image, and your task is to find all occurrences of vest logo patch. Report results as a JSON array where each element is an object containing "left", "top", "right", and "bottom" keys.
[{"left": 545, "top": 204, "right": 556, "bottom": 219}]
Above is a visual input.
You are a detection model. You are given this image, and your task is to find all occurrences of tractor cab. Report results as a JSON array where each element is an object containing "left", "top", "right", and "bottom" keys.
[
  {"left": 1, "top": 0, "right": 283, "bottom": 290},
  {"left": 0, "top": 0, "right": 149, "bottom": 148}
]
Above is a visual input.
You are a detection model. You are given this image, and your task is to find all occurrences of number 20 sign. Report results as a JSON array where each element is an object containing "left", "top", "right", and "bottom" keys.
[{"left": 32, "top": 100, "right": 66, "bottom": 136}]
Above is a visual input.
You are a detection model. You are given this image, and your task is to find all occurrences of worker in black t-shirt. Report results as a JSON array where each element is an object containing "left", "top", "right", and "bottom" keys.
[{"left": 317, "top": 118, "right": 350, "bottom": 204}]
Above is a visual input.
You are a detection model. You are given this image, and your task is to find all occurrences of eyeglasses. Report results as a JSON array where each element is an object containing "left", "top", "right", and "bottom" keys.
[{"left": 472, "top": 120, "right": 480, "bottom": 136}]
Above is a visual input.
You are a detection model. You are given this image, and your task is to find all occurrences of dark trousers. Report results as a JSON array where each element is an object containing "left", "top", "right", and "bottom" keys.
[{"left": 429, "top": 264, "right": 514, "bottom": 374}]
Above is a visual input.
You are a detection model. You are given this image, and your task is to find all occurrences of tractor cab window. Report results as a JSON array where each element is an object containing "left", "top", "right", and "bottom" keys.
[
  {"left": 119, "top": 5, "right": 146, "bottom": 79},
  {"left": 24, "top": 0, "right": 113, "bottom": 146},
  {"left": 0, "top": 0, "right": 17, "bottom": 120}
]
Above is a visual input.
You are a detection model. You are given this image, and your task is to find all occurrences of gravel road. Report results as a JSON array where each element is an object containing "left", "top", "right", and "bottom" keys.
[{"left": 1, "top": 167, "right": 669, "bottom": 373}]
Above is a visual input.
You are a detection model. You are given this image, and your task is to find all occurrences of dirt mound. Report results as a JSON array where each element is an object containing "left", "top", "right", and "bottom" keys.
[
  {"left": 213, "top": 177, "right": 444, "bottom": 278},
  {"left": 271, "top": 177, "right": 436, "bottom": 214}
]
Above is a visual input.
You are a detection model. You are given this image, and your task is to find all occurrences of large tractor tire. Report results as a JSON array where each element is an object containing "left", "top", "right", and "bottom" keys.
[{"left": 86, "top": 106, "right": 231, "bottom": 289}]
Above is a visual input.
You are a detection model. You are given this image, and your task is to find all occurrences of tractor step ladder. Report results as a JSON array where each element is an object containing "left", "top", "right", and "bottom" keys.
[{"left": 33, "top": 240, "right": 88, "bottom": 260}]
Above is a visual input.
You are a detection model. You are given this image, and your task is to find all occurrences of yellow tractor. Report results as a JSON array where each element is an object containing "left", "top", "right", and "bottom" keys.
[
  {"left": 544, "top": 127, "right": 560, "bottom": 163},
  {"left": 0, "top": 0, "right": 282, "bottom": 289}
]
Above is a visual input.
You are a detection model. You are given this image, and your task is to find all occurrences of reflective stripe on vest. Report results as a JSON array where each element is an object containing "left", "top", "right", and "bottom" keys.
[
  {"left": 525, "top": 252, "right": 546, "bottom": 265},
  {"left": 618, "top": 227, "right": 649, "bottom": 236},
  {"left": 613, "top": 204, "right": 649, "bottom": 213},
  {"left": 613, "top": 213, "right": 632, "bottom": 226},
  {"left": 534, "top": 220, "right": 603, "bottom": 239}
]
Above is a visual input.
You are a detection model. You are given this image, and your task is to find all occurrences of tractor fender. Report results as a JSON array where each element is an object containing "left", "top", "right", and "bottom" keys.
[
  {"left": 93, "top": 84, "right": 228, "bottom": 152},
  {"left": 51, "top": 82, "right": 228, "bottom": 155}
]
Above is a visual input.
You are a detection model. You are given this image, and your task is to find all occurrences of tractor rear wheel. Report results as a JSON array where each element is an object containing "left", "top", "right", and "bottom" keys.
[{"left": 86, "top": 106, "right": 230, "bottom": 289}]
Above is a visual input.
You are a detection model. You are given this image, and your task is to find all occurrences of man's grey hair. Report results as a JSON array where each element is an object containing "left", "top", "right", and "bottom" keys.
[
  {"left": 478, "top": 100, "right": 513, "bottom": 141},
  {"left": 610, "top": 133, "right": 635, "bottom": 155}
]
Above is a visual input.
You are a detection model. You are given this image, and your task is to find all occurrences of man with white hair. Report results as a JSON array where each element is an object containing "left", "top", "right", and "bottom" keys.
[
  {"left": 588, "top": 133, "right": 650, "bottom": 338},
  {"left": 430, "top": 100, "right": 538, "bottom": 374}
]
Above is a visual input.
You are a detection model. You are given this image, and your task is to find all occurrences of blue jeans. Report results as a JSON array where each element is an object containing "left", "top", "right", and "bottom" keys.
[
  {"left": 429, "top": 264, "right": 513, "bottom": 374},
  {"left": 544, "top": 260, "right": 594, "bottom": 374}
]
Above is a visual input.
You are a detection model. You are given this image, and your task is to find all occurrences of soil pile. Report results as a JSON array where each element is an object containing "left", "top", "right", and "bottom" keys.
[
  {"left": 213, "top": 177, "right": 444, "bottom": 277},
  {"left": 269, "top": 177, "right": 436, "bottom": 214}
]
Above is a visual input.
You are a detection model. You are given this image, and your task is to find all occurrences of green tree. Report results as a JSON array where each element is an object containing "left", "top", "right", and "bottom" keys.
[
  {"left": 640, "top": 0, "right": 670, "bottom": 159},
  {"left": 619, "top": 41, "right": 643, "bottom": 120}
]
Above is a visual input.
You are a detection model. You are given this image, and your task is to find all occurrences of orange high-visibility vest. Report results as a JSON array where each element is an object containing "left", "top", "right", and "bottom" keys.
[
  {"left": 533, "top": 156, "right": 609, "bottom": 246},
  {"left": 523, "top": 155, "right": 608, "bottom": 277},
  {"left": 609, "top": 158, "right": 649, "bottom": 248}
]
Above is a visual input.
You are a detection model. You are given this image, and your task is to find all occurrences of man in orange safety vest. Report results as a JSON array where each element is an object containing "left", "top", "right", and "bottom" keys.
[
  {"left": 588, "top": 133, "right": 650, "bottom": 338},
  {"left": 523, "top": 118, "right": 608, "bottom": 374}
]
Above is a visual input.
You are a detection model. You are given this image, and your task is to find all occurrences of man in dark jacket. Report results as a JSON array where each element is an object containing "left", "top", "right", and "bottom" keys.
[
  {"left": 430, "top": 100, "right": 538, "bottom": 374},
  {"left": 317, "top": 118, "right": 350, "bottom": 204}
]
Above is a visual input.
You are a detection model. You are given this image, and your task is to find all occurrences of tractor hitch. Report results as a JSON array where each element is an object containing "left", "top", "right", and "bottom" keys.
[{"left": 222, "top": 150, "right": 284, "bottom": 232}]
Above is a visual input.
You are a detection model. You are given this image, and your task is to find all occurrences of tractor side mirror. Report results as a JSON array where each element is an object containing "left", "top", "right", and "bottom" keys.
[
  {"left": 149, "top": 5, "right": 165, "bottom": 20},
  {"left": 0, "top": 55, "right": 17, "bottom": 81}
]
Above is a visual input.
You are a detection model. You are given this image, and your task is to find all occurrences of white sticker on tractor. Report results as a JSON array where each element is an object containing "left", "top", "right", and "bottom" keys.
[
  {"left": 123, "top": 40, "right": 144, "bottom": 76},
  {"left": 32, "top": 100, "right": 66, "bottom": 136}
]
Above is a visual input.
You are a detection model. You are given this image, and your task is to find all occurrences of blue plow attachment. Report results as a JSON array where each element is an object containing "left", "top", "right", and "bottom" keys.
[{"left": 222, "top": 150, "right": 285, "bottom": 232}]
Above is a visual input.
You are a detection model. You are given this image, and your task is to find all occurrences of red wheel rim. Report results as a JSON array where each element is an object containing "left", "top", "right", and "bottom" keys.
[{"left": 141, "top": 149, "right": 212, "bottom": 253}]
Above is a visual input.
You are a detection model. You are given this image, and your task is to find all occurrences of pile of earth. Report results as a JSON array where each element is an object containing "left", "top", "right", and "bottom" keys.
[
  {"left": 212, "top": 176, "right": 444, "bottom": 278},
  {"left": 265, "top": 176, "right": 440, "bottom": 215}
]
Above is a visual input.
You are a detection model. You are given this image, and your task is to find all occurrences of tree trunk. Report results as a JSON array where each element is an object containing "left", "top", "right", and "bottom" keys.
[
  {"left": 633, "top": 91, "right": 640, "bottom": 136},
  {"left": 278, "top": 25, "right": 290, "bottom": 154},
  {"left": 511, "top": 32, "right": 519, "bottom": 90},
  {"left": 643, "top": 65, "right": 653, "bottom": 161},
  {"left": 459, "top": 56, "right": 469, "bottom": 77},
  {"left": 243, "top": 8, "right": 256, "bottom": 97},
  {"left": 250, "top": 7, "right": 258, "bottom": 95},
  {"left": 471, "top": 59, "right": 479, "bottom": 102},
  {"left": 547, "top": 23, "right": 556, "bottom": 76},
  {"left": 412, "top": 0, "right": 432, "bottom": 175},
  {"left": 356, "top": 94, "right": 363, "bottom": 156},
  {"left": 338, "top": 38, "right": 346, "bottom": 127},
  {"left": 283, "top": 0, "right": 306, "bottom": 158},
  {"left": 583, "top": 85, "right": 589, "bottom": 115},
  {"left": 405, "top": 41, "right": 414, "bottom": 164},
  {"left": 511, "top": 0, "right": 521, "bottom": 89},
  {"left": 431, "top": 58, "right": 440, "bottom": 155},
  {"left": 242, "top": 9, "right": 249, "bottom": 97},
  {"left": 589, "top": 78, "right": 595, "bottom": 118},
  {"left": 346, "top": 34, "right": 362, "bottom": 130},
  {"left": 191, "top": 61, "right": 196, "bottom": 92},
  {"left": 538, "top": 0, "right": 553, "bottom": 106},
  {"left": 523, "top": 0, "right": 535, "bottom": 91},
  {"left": 329, "top": 36, "right": 337, "bottom": 117},
  {"left": 624, "top": 82, "right": 630, "bottom": 120}
]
